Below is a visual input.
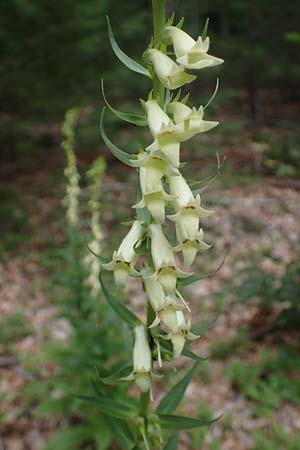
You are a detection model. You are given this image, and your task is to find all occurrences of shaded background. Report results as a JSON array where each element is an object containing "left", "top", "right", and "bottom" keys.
[{"left": 1, "top": 0, "right": 300, "bottom": 449}]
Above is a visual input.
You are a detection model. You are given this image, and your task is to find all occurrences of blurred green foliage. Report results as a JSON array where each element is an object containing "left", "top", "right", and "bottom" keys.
[
  {"left": 236, "top": 260, "right": 300, "bottom": 330},
  {"left": 23, "top": 112, "right": 129, "bottom": 450}
]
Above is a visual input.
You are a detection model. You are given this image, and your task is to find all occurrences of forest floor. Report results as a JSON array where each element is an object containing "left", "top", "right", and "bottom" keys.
[{"left": 0, "top": 133, "right": 300, "bottom": 450}]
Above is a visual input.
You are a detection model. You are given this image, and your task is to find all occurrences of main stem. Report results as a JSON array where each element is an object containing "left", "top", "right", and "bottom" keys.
[
  {"left": 152, "top": 0, "right": 166, "bottom": 107},
  {"left": 139, "top": 0, "right": 166, "bottom": 430}
]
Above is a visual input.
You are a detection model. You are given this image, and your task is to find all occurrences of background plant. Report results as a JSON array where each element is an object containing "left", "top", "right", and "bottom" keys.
[{"left": 24, "top": 108, "right": 130, "bottom": 450}]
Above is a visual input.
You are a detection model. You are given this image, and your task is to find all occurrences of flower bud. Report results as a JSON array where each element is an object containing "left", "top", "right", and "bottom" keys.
[
  {"left": 147, "top": 49, "right": 196, "bottom": 90},
  {"left": 165, "top": 26, "right": 223, "bottom": 70}
]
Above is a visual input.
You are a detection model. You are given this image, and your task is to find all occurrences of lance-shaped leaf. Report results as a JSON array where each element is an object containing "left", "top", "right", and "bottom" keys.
[
  {"left": 163, "top": 432, "right": 179, "bottom": 450},
  {"left": 177, "top": 253, "right": 227, "bottom": 287},
  {"left": 91, "top": 378, "right": 106, "bottom": 398},
  {"left": 105, "top": 417, "right": 137, "bottom": 450},
  {"left": 83, "top": 229, "right": 110, "bottom": 264},
  {"left": 77, "top": 395, "right": 137, "bottom": 420},
  {"left": 100, "top": 273, "right": 142, "bottom": 328},
  {"left": 100, "top": 108, "right": 135, "bottom": 166},
  {"left": 101, "top": 79, "right": 147, "bottom": 126},
  {"left": 191, "top": 299, "right": 223, "bottom": 336},
  {"left": 182, "top": 346, "right": 208, "bottom": 361},
  {"left": 204, "top": 77, "right": 219, "bottom": 110},
  {"left": 107, "top": 16, "right": 151, "bottom": 78},
  {"left": 156, "top": 362, "right": 199, "bottom": 414},
  {"left": 99, "top": 365, "right": 133, "bottom": 386},
  {"left": 202, "top": 18, "right": 210, "bottom": 40},
  {"left": 158, "top": 414, "right": 220, "bottom": 430},
  {"left": 189, "top": 153, "right": 225, "bottom": 189}
]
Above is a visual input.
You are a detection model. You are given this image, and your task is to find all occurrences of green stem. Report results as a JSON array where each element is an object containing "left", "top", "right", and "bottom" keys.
[
  {"left": 152, "top": 0, "right": 166, "bottom": 107},
  {"left": 139, "top": 390, "right": 151, "bottom": 418},
  {"left": 138, "top": 0, "right": 166, "bottom": 437}
]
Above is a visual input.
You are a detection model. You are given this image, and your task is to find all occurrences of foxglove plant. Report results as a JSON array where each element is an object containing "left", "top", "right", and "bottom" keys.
[{"left": 87, "top": 2, "right": 224, "bottom": 448}]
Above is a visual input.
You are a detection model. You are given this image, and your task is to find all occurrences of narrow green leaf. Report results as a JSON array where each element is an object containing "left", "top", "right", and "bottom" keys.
[
  {"left": 100, "top": 108, "right": 135, "bottom": 166},
  {"left": 107, "top": 16, "right": 151, "bottom": 78},
  {"left": 176, "top": 17, "right": 184, "bottom": 29},
  {"left": 83, "top": 229, "right": 109, "bottom": 264},
  {"left": 160, "top": 339, "right": 206, "bottom": 361},
  {"left": 91, "top": 378, "right": 106, "bottom": 397},
  {"left": 163, "top": 432, "right": 179, "bottom": 450},
  {"left": 181, "top": 93, "right": 190, "bottom": 105},
  {"left": 156, "top": 362, "right": 199, "bottom": 414},
  {"left": 191, "top": 300, "right": 223, "bottom": 336},
  {"left": 101, "top": 79, "right": 147, "bottom": 126},
  {"left": 77, "top": 395, "right": 137, "bottom": 420},
  {"left": 177, "top": 253, "right": 227, "bottom": 287},
  {"left": 204, "top": 78, "right": 219, "bottom": 111},
  {"left": 182, "top": 346, "right": 207, "bottom": 361},
  {"left": 159, "top": 414, "right": 219, "bottom": 430},
  {"left": 100, "top": 272, "right": 142, "bottom": 328},
  {"left": 171, "top": 89, "right": 182, "bottom": 103},
  {"left": 189, "top": 153, "right": 225, "bottom": 190},
  {"left": 105, "top": 417, "right": 137, "bottom": 450},
  {"left": 202, "top": 18, "right": 210, "bottom": 40},
  {"left": 166, "top": 12, "right": 175, "bottom": 27}
]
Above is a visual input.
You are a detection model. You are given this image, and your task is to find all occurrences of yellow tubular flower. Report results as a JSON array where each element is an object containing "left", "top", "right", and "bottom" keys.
[
  {"left": 145, "top": 224, "right": 191, "bottom": 295},
  {"left": 101, "top": 220, "right": 143, "bottom": 287},
  {"left": 165, "top": 26, "right": 223, "bottom": 70},
  {"left": 121, "top": 325, "right": 161, "bottom": 393},
  {"left": 165, "top": 311, "right": 199, "bottom": 358},
  {"left": 147, "top": 48, "right": 196, "bottom": 90}
]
